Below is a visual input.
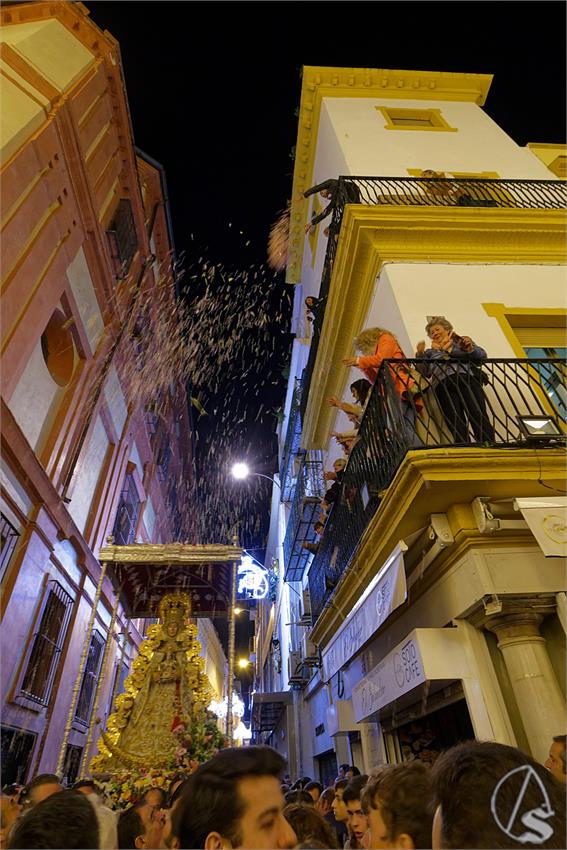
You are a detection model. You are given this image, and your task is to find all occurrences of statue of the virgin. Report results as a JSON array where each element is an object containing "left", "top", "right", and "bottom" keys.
[{"left": 90, "top": 592, "right": 217, "bottom": 772}]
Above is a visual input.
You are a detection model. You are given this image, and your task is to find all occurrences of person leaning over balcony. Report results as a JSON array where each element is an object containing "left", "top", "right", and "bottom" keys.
[
  {"left": 329, "top": 379, "right": 372, "bottom": 427},
  {"left": 415, "top": 316, "right": 494, "bottom": 445},
  {"left": 304, "top": 179, "right": 361, "bottom": 237},
  {"left": 343, "top": 327, "right": 422, "bottom": 448}
]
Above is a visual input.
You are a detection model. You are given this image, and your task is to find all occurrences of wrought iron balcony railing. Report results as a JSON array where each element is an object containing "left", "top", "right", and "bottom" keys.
[
  {"left": 280, "top": 378, "right": 303, "bottom": 502},
  {"left": 283, "top": 451, "right": 325, "bottom": 582},
  {"left": 308, "top": 357, "right": 566, "bottom": 621},
  {"left": 300, "top": 175, "right": 567, "bottom": 422}
]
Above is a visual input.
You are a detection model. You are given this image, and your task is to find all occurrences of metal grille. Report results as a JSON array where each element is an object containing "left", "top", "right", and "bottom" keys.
[
  {"left": 0, "top": 513, "right": 19, "bottom": 580},
  {"left": 280, "top": 378, "right": 304, "bottom": 502},
  {"left": 308, "top": 357, "right": 566, "bottom": 620},
  {"left": 112, "top": 472, "right": 141, "bottom": 545},
  {"left": 20, "top": 582, "right": 74, "bottom": 706},
  {"left": 300, "top": 176, "right": 567, "bottom": 422},
  {"left": 74, "top": 630, "right": 105, "bottom": 725},
  {"left": 1, "top": 725, "right": 37, "bottom": 787},
  {"left": 283, "top": 451, "right": 325, "bottom": 582},
  {"left": 106, "top": 198, "right": 138, "bottom": 277}
]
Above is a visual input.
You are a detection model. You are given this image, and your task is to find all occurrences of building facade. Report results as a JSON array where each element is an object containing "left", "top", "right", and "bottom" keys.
[
  {"left": 253, "top": 66, "right": 566, "bottom": 782},
  {"left": 0, "top": 2, "right": 226, "bottom": 786}
]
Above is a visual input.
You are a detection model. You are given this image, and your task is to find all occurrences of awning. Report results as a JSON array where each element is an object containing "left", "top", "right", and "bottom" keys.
[
  {"left": 251, "top": 690, "right": 292, "bottom": 733},
  {"left": 514, "top": 497, "right": 567, "bottom": 557},
  {"left": 98, "top": 542, "right": 242, "bottom": 618}
]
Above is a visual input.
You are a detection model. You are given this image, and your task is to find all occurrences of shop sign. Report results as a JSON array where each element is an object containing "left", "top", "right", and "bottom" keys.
[
  {"left": 352, "top": 632, "right": 426, "bottom": 722},
  {"left": 321, "top": 543, "right": 407, "bottom": 682}
]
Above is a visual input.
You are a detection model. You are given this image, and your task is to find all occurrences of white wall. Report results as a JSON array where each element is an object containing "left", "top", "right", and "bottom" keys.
[
  {"left": 7, "top": 340, "right": 65, "bottom": 452},
  {"left": 322, "top": 98, "right": 554, "bottom": 180},
  {"left": 144, "top": 496, "right": 156, "bottom": 540},
  {"left": 104, "top": 364, "right": 128, "bottom": 438},
  {"left": 68, "top": 414, "right": 109, "bottom": 534},
  {"left": 67, "top": 246, "right": 104, "bottom": 352}
]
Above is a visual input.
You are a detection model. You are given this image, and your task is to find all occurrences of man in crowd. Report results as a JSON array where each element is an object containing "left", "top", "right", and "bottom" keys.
[
  {"left": 0, "top": 786, "right": 22, "bottom": 848},
  {"left": 361, "top": 762, "right": 433, "bottom": 849},
  {"left": 337, "top": 765, "right": 351, "bottom": 781},
  {"left": 171, "top": 745, "right": 296, "bottom": 849},
  {"left": 24, "top": 774, "right": 62, "bottom": 808},
  {"left": 430, "top": 740, "right": 566, "bottom": 849},
  {"left": 304, "top": 781, "right": 323, "bottom": 804},
  {"left": 331, "top": 779, "right": 349, "bottom": 847},
  {"left": 74, "top": 779, "right": 118, "bottom": 850},
  {"left": 343, "top": 775, "right": 369, "bottom": 849},
  {"left": 118, "top": 799, "right": 165, "bottom": 850},
  {"left": 8, "top": 789, "right": 98, "bottom": 849},
  {"left": 545, "top": 734, "right": 566, "bottom": 784}
]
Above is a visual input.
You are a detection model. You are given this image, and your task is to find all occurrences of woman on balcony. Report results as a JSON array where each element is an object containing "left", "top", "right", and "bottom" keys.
[
  {"left": 415, "top": 316, "right": 494, "bottom": 444},
  {"left": 342, "top": 327, "right": 422, "bottom": 448},
  {"left": 328, "top": 379, "right": 372, "bottom": 427}
]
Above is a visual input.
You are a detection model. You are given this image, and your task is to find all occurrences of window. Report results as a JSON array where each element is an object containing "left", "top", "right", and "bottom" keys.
[
  {"left": 1, "top": 513, "right": 19, "bottom": 581},
  {"left": 74, "top": 630, "right": 105, "bottom": 725},
  {"left": 106, "top": 199, "right": 138, "bottom": 278},
  {"left": 112, "top": 472, "right": 141, "bottom": 545},
  {"left": 19, "top": 582, "right": 73, "bottom": 706},
  {"left": 1, "top": 726, "right": 37, "bottom": 787},
  {"left": 524, "top": 347, "right": 567, "bottom": 418},
  {"left": 62, "top": 744, "right": 83, "bottom": 787},
  {"left": 377, "top": 107, "right": 457, "bottom": 132}
]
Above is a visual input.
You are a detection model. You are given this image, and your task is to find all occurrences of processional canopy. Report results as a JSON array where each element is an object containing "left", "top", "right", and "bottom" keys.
[{"left": 99, "top": 542, "right": 243, "bottom": 618}]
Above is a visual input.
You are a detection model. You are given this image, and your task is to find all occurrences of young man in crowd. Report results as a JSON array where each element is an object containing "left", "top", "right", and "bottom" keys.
[
  {"left": 8, "top": 789, "right": 99, "bottom": 849},
  {"left": 430, "top": 740, "right": 566, "bottom": 849},
  {"left": 545, "top": 734, "right": 566, "bottom": 784},
  {"left": 343, "top": 775, "right": 369, "bottom": 849},
  {"left": 304, "top": 781, "right": 324, "bottom": 804},
  {"left": 118, "top": 799, "right": 165, "bottom": 850},
  {"left": 74, "top": 779, "right": 118, "bottom": 850},
  {"left": 361, "top": 762, "right": 433, "bottom": 849},
  {"left": 24, "top": 774, "right": 62, "bottom": 808},
  {"left": 171, "top": 745, "right": 297, "bottom": 849},
  {"left": 331, "top": 779, "right": 349, "bottom": 847}
]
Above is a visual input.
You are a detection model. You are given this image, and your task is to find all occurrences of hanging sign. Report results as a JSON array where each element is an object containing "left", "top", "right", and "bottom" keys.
[{"left": 238, "top": 556, "right": 269, "bottom": 600}]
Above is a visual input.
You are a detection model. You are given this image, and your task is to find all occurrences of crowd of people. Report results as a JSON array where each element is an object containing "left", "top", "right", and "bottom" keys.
[{"left": 1, "top": 734, "right": 565, "bottom": 849}]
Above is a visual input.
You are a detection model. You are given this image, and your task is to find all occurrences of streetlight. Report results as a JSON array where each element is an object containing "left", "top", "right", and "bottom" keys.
[
  {"left": 238, "top": 657, "right": 251, "bottom": 669},
  {"left": 230, "top": 463, "right": 281, "bottom": 489}
]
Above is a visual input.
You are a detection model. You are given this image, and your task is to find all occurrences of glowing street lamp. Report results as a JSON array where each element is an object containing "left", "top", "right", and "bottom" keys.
[
  {"left": 238, "top": 658, "right": 251, "bottom": 669},
  {"left": 230, "top": 463, "right": 281, "bottom": 489}
]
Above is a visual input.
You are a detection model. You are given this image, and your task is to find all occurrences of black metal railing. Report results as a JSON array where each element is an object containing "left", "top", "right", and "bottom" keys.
[
  {"left": 308, "top": 357, "right": 566, "bottom": 620},
  {"left": 280, "top": 378, "right": 304, "bottom": 502},
  {"left": 283, "top": 451, "right": 326, "bottom": 582},
  {"left": 300, "top": 176, "right": 567, "bottom": 422}
]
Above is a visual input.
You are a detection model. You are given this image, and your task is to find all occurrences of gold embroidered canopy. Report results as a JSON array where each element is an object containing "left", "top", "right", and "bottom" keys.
[{"left": 99, "top": 542, "right": 243, "bottom": 618}]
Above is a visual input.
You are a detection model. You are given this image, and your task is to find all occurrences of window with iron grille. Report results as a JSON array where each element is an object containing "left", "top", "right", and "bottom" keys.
[
  {"left": 156, "top": 433, "right": 171, "bottom": 481},
  {"left": 20, "top": 582, "right": 73, "bottom": 706},
  {"left": 1, "top": 725, "right": 37, "bottom": 787},
  {"left": 1, "top": 513, "right": 19, "bottom": 581},
  {"left": 112, "top": 472, "right": 141, "bottom": 545},
  {"left": 62, "top": 743, "right": 83, "bottom": 787},
  {"left": 74, "top": 630, "right": 105, "bottom": 725},
  {"left": 106, "top": 199, "right": 138, "bottom": 277}
]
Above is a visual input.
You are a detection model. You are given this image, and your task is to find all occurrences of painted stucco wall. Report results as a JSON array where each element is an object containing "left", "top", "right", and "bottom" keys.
[
  {"left": 7, "top": 340, "right": 66, "bottom": 452},
  {"left": 104, "top": 364, "right": 128, "bottom": 438},
  {"left": 67, "top": 247, "right": 104, "bottom": 352},
  {"left": 67, "top": 415, "right": 109, "bottom": 534}
]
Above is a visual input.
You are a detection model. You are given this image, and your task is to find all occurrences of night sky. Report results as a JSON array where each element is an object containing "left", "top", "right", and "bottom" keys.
[{"left": 88, "top": 1, "right": 565, "bottom": 695}]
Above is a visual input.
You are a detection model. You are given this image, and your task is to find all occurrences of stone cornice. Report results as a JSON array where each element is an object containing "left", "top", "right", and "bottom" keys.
[
  {"left": 286, "top": 66, "right": 494, "bottom": 283},
  {"left": 302, "top": 205, "right": 567, "bottom": 449},
  {"left": 309, "top": 448, "right": 566, "bottom": 646}
]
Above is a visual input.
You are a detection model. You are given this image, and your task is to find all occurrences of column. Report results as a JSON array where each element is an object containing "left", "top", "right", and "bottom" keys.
[
  {"left": 334, "top": 732, "right": 351, "bottom": 768},
  {"left": 486, "top": 611, "right": 566, "bottom": 764}
]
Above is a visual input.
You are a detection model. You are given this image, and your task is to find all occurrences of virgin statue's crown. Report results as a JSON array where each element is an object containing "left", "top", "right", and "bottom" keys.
[{"left": 158, "top": 592, "right": 191, "bottom": 622}]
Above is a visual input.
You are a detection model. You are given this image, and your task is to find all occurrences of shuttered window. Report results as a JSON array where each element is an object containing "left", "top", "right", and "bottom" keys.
[
  {"left": 74, "top": 630, "right": 105, "bottom": 725},
  {"left": 20, "top": 582, "right": 73, "bottom": 706}
]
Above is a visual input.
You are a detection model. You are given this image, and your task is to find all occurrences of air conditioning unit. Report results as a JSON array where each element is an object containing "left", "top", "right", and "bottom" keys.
[
  {"left": 302, "top": 634, "right": 318, "bottom": 662},
  {"left": 287, "top": 650, "right": 302, "bottom": 684},
  {"left": 300, "top": 587, "right": 312, "bottom": 624}
]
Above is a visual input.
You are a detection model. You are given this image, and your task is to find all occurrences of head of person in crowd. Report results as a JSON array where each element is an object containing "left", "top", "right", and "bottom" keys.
[
  {"left": 332, "top": 779, "right": 349, "bottom": 823},
  {"left": 316, "top": 787, "right": 335, "bottom": 817},
  {"left": 25, "top": 774, "right": 62, "bottom": 807},
  {"left": 143, "top": 786, "right": 167, "bottom": 810},
  {"left": 430, "top": 739, "right": 566, "bottom": 849},
  {"left": 354, "top": 327, "right": 396, "bottom": 357},
  {"left": 167, "top": 774, "right": 188, "bottom": 808},
  {"left": 284, "top": 790, "right": 314, "bottom": 807},
  {"left": 8, "top": 789, "right": 99, "bottom": 849},
  {"left": 171, "top": 745, "right": 296, "bottom": 849},
  {"left": 337, "top": 765, "right": 350, "bottom": 780},
  {"left": 361, "top": 762, "right": 433, "bottom": 849},
  {"left": 1, "top": 785, "right": 23, "bottom": 840},
  {"left": 545, "top": 734, "right": 566, "bottom": 784},
  {"left": 333, "top": 459, "right": 347, "bottom": 476},
  {"left": 118, "top": 799, "right": 165, "bottom": 850},
  {"left": 73, "top": 779, "right": 101, "bottom": 798},
  {"left": 343, "top": 776, "right": 369, "bottom": 848},
  {"left": 350, "top": 380, "right": 372, "bottom": 405},
  {"left": 304, "top": 782, "right": 324, "bottom": 804},
  {"left": 346, "top": 766, "right": 361, "bottom": 780},
  {"left": 283, "top": 803, "right": 339, "bottom": 849}
]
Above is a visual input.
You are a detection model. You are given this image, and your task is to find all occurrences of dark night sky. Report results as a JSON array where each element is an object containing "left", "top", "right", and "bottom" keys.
[{"left": 88, "top": 1, "right": 565, "bottom": 693}]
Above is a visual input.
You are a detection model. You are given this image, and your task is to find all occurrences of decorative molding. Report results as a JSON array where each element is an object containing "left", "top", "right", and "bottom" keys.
[
  {"left": 286, "top": 66, "right": 493, "bottom": 283},
  {"left": 301, "top": 205, "right": 567, "bottom": 449}
]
